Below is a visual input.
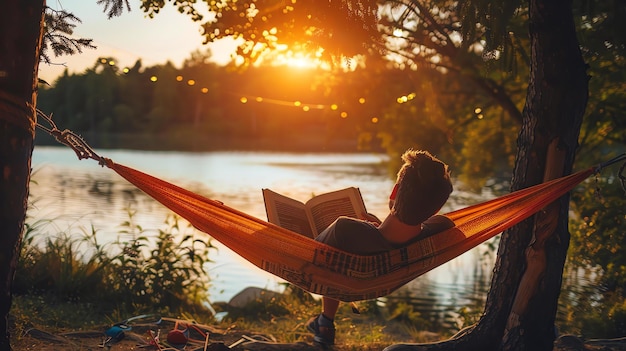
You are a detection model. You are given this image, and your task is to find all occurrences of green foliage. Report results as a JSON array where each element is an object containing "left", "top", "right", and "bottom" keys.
[
  {"left": 559, "top": 282, "right": 626, "bottom": 338},
  {"left": 199, "top": 0, "right": 380, "bottom": 61},
  {"left": 456, "top": 306, "right": 482, "bottom": 329},
  {"left": 11, "top": 294, "right": 105, "bottom": 330},
  {"left": 108, "top": 212, "right": 215, "bottom": 312},
  {"left": 564, "top": 170, "right": 626, "bottom": 338},
  {"left": 96, "top": 0, "right": 131, "bottom": 19},
  {"left": 41, "top": 8, "right": 95, "bottom": 68},
  {"left": 607, "top": 295, "right": 626, "bottom": 336},
  {"left": 15, "top": 210, "right": 216, "bottom": 318},
  {"left": 570, "top": 176, "right": 626, "bottom": 289},
  {"left": 386, "top": 301, "right": 431, "bottom": 330},
  {"left": 15, "top": 221, "right": 111, "bottom": 300},
  {"left": 454, "top": 109, "right": 519, "bottom": 191}
]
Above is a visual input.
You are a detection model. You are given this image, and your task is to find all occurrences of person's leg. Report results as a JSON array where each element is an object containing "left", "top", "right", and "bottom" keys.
[
  {"left": 321, "top": 297, "right": 340, "bottom": 320},
  {"left": 307, "top": 296, "right": 338, "bottom": 345}
]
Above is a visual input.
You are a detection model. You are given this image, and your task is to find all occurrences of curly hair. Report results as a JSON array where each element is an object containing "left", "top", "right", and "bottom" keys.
[{"left": 391, "top": 150, "right": 453, "bottom": 225}]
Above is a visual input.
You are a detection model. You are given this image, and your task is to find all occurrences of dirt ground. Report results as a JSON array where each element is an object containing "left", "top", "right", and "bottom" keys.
[
  {"left": 10, "top": 318, "right": 342, "bottom": 351},
  {"left": 10, "top": 318, "right": 626, "bottom": 351}
]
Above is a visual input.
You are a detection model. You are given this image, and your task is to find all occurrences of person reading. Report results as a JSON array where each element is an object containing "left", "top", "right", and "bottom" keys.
[{"left": 306, "top": 149, "right": 454, "bottom": 346}]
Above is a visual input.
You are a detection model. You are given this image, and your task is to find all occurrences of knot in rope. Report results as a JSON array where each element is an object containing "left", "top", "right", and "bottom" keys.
[{"left": 36, "top": 110, "right": 111, "bottom": 167}]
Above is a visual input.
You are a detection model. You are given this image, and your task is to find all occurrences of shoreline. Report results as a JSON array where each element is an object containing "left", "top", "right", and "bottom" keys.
[{"left": 35, "top": 131, "right": 383, "bottom": 154}]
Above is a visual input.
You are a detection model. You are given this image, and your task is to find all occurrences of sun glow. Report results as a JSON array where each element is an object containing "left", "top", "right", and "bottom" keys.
[
  {"left": 282, "top": 54, "right": 319, "bottom": 68},
  {"left": 261, "top": 44, "right": 329, "bottom": 69},
  {"left": 276, "top": 52, "right": 324, "bottom": 69}
]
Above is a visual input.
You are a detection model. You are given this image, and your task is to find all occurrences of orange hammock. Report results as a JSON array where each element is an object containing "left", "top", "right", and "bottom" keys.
[
  {"left": 103, "top": 160, "right": 596, "bottom": 302},
  {"left": 38, "top": 116, "right": 625, "bottom": 302}
]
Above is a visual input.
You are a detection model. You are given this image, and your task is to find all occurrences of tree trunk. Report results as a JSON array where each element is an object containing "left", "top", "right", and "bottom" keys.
[
  {"left": 0, "top": 1, "right": 45, "bottom": 350},
  {"left": 384, "top": 0, "right": 588, "bottom": 349},
  {"left": 500, "top": 0, "right": 587, "bottom": 348}
]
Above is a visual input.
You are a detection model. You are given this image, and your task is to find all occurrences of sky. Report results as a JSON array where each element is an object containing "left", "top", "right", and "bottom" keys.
[{"left": 40, "top": 0, "right": 239, "bottom": 83}]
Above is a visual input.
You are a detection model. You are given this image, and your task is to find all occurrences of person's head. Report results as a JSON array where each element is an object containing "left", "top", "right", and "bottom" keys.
[{"left": 390, "top": 149, "right": 453, "bottom": 225}]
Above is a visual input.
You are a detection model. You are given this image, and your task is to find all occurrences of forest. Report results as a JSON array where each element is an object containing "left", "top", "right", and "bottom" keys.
[{"left": 36, "top": 53, "right": 466, "bottom": 159}]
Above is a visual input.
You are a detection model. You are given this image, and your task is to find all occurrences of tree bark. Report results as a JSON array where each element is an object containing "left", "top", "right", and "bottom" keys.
[
  {"left": 384, "top": 0, "right": 588, "bottom": 349},
  {"left": 500, "top": 0, "right": 587, "bottom": 348},
  {"left": 0, "top": 1, "right": 45, "bottom": 350}
]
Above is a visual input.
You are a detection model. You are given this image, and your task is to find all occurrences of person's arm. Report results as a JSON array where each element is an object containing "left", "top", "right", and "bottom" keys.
[{"left": 360, "top": 212, "right": 382, "bottom": 226}]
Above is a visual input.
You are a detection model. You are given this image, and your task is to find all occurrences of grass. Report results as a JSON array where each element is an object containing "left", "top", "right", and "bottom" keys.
[
  {"left": 10, "top": 289, "right": 443, "bottom": 350},
  {"left": 10, "top": 211, "right": 454, "bottom": 350}
]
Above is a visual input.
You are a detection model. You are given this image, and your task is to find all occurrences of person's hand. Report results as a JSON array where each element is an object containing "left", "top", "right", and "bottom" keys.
[{"left": 361, "top": 212, "right": 382, "bottom": 226}]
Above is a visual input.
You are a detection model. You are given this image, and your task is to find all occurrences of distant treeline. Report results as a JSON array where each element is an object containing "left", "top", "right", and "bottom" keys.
[{"left": 37, "top": 57, "right": 419, "bottom": 152}]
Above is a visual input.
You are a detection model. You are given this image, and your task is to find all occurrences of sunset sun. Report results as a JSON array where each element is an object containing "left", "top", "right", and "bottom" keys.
[
  {"left": 283, "top": 55, "right": 318, "bottom": 68},
  {"left": 263, "top": 45, "right": 329, "bottom": 69}
]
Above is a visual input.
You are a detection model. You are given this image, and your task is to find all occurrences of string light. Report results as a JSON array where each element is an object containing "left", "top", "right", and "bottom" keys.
[
  {"left": 396, "top": 92, "right": 416, "bottom": 104},
  {"left": 475, "top": 107, "right": 484, "bottom": 119},
  {"left": 238, "top": 95, "right": 326, "bottom": 109},
  {"left": 109, "top": 60, "right": 419, "bottom": 119}
]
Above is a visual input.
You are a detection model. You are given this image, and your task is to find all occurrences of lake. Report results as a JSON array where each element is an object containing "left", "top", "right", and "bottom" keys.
[{"left": 29, "top": 146, "right": 495, "bottom": 329}]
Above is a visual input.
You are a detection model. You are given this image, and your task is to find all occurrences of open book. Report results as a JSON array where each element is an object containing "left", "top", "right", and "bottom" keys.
[{"left": 262, "top": 187, "right": 367, "bottom": 238}]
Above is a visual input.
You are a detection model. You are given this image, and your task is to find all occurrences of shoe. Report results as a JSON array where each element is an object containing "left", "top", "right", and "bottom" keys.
[{"left": 306, "top": 315, "right": 335, "bottom": 346}]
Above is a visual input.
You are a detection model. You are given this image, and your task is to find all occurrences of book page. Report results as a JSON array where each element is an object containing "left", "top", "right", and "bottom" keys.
[
  {"left": 306, "top": 187, "right": 367, "bottom": 235},
  {"left": 262, "top": 189, "right": 315, "bottom": 238}
]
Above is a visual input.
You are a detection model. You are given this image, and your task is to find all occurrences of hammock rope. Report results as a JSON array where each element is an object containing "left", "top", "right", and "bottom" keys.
[
  {"left": 0, "top": 91, "right": 36, "bottom": 134},
  {"left": 37, "top": 110, "right": 109, "bottom": 166},
  {"left": 34, "top": 114, "right": 626, "bottom": 302}
]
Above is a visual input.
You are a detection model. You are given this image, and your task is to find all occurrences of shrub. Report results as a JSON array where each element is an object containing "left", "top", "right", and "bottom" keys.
[{"left": 15, "top": 210, "right": 216, "bottom": 318}]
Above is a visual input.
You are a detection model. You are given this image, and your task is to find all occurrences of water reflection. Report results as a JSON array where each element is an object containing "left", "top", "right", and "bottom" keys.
[{"left": 29, "top": 146, "right": 495, "bottom": 326}]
